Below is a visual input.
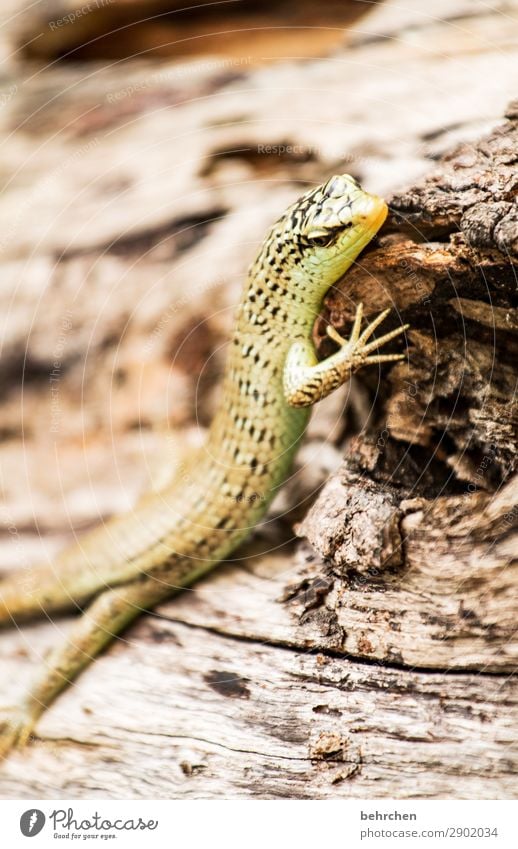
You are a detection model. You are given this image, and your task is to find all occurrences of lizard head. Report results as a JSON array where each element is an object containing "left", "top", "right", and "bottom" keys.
[
  {"left": 300, "top": 174, "right": 387, "bottom": 256},
  {"left": 253, "top": 174, "right": 388, "bottom": 298}
]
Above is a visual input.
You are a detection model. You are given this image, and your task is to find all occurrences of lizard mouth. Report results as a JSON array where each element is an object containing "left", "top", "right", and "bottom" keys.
[
  {"left": 355, "top": 194, "right": 388, "bottom": 233},
  {"left": 334, "top": 195, "right": 388, "bottom": 263}
]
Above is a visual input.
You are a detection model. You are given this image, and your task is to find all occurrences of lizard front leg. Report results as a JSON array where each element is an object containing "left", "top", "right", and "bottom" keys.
[
  {"left": 0, "top": 575, "right": 175, "bottom": 758},
  {"left": 283, "top": 303, "right": 409, "bottom": 407}
]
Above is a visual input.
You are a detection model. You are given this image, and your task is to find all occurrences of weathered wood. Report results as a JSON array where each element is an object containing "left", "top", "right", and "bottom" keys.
[
  {"left": 0, "top": 616, "right": 516, "bottom": 799},
  {"left": 0, "top": 0, "right": 517, "bottom": 799},
  {"left": 296, "top": 465, "right": 517, "bottom": 672}
]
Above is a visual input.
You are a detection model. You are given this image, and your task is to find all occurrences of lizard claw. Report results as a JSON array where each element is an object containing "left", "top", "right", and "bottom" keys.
[
  {"left": 326, "top": 301, "right": 365, "bottom": 348},
  {"left": 0, "top": 707, "right": 37, "bottom": 759},
  {"left": 326, "top": 324, "right": 348, "bottom": 346},
  {"left": 327, "top": 306, "right": 409, "bottom": 369}
]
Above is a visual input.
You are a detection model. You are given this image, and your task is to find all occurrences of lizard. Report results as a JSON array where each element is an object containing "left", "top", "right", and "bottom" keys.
[{"left": 0, "top": 174, "right": 408, "bottom": 756}]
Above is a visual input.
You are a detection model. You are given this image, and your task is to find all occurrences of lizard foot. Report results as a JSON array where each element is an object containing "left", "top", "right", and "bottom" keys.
[
  {"left": 326, "top": 302, "right": 409, "bottom": 368},
  {"left": 0, "top": 707, "right": 37, "bottom": 759}
]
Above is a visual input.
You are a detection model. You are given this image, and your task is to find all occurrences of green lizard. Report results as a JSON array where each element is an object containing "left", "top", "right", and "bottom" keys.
[{"left": 0, "top": 174, "right": 408, "bottom": 756}]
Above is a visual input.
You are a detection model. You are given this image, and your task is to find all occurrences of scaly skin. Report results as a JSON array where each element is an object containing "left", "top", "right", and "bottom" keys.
[{"left": 0, "top": 175, "right": 408, "bottom": 755}]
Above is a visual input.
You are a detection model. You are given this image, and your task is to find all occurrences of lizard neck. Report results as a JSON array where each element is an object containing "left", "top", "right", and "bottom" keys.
[{"left": 237, "top": 258, "right": 328, "bottom": 346}]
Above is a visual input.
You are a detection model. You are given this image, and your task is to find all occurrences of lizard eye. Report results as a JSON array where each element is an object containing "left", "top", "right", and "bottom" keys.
[{"left": 306, "top": 230, "right": 335, "bottom": 247}]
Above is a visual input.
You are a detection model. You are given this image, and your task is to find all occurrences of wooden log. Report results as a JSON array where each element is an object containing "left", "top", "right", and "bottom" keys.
[{"left": 0, "top": 0, "right": 517, "bottom": 799}]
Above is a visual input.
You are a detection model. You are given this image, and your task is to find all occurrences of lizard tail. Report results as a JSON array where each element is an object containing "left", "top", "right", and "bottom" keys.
[
  {"left": 0, "top": 490, "right": 188, "bottom": 626},
  {"left": 0, "top": 561, "right": 98, "bottom": 625}
]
